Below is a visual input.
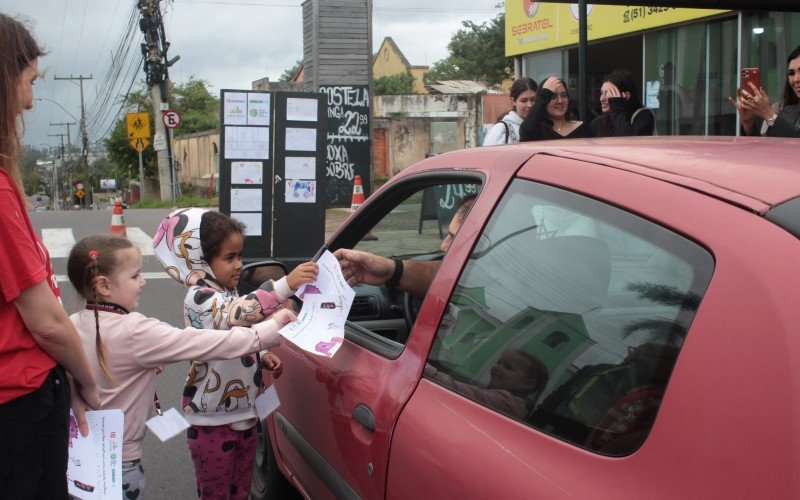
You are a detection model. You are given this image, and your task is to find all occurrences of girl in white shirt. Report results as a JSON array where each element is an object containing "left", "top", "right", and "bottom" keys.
[{"left": 482, "top": 77, "right": 538, "bottom": 146}]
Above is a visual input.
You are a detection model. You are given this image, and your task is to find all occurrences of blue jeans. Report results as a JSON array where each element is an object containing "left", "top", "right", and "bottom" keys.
[{"left": 0, "top": 366, "right": 71, "bottom": 499}]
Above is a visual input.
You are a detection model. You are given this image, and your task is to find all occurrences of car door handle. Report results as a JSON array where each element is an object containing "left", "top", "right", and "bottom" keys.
[{"left": 353, "top": 403, "right": 375, "bottom": 431}]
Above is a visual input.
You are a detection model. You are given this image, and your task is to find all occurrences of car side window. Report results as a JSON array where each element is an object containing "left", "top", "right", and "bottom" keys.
[
  {"left": 344, "top": 181, "right": 481, "bottom": 351},
  {"left": 425, "top": 179, "right": 714, "bottom": 456}
]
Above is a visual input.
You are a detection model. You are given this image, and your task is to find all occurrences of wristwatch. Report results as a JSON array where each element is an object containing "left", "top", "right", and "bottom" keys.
[
  {"left": 386, "top": 257, "right": 404, "bottom": 288},
  {"left": 766, "top": 113, "right": 778, "bottom": 127}
]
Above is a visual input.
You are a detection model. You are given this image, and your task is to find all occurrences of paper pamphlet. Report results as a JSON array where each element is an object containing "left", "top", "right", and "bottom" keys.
[
  {"left": 145, "top": 407, "right": 191, "bottom": 442},
  {"left": 255, "top": 385, "right": 281, "bottom": 420},
  {"left": 280, "top": 250, "right": 355, "bottom": 358},
  {"left": 67, "top": 409, "right": 124, "bottom": 500}
]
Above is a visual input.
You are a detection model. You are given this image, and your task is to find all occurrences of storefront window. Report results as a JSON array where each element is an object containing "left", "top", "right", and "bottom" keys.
[
  {"left": 644, "top": 24, "right": 708, "bottom": 135},
  {"left": 742, "top": 12, "right": 800, "bottom": 110}
]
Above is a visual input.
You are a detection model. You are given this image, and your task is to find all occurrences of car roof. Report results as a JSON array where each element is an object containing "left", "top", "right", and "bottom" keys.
[{"left": 426, "top": 136, "right": 800, "bottom": 215}]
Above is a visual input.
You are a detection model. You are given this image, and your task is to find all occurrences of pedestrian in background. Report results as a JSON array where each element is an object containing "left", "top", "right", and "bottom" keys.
[
  {"left": 591, "top": 69, "right": 655, "bottom": 137},
  {"left": 730, "top": 44, "right": 800, "bottom": 137},
  {"left": 482, "top": 77, "right": 538, "bottom": 146},
  {"left": 0, "top": 12, "right": 100, "bottom": 499},
  {"left": 520, "top": 76, "right": 593, "bottom": 141}
]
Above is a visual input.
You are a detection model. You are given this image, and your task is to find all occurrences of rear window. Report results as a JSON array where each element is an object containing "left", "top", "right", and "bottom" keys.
[{"left": 425, "top": 179, "right": 713, "bottom": 456}]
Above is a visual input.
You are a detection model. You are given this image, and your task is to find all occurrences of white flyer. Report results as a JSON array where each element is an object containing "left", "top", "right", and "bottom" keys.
[
  {"left": 280, "top": 250, "right": 355, "bottom": 358},
  {"left": 145, "top": 407, "right": 190, "bottom": 442},
  {"left": 279, "top": 294, "right": 347, "bottom": 357},
  {"left": 67, "top": 409, "right": 124, "bottom": 500},
  {"left": 255, "top": 385, "right": 281, "bottom": 420}
]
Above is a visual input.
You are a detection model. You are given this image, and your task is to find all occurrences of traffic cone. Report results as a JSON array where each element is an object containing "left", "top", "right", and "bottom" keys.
[
  {"left": 350, "top": 175, "right": 366, "bottom": 211},
  {"left": 109, "top": 200, "right": 127, "bottom": 238},
  {"left": 349, "top": 176, "right": 377, "bottom": 240}
]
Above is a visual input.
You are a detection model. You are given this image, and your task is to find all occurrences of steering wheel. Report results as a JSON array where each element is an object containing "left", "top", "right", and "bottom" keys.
[{"left": 403, "top": 291, "right": 422, "bottom": 333}]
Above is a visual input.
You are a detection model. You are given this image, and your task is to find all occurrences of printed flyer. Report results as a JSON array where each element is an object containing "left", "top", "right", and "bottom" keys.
[{"left": 67, "top": 409, "right": 124, "bottom": 500}]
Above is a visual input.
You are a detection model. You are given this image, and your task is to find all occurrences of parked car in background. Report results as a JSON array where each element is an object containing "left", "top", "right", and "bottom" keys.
[{"left": 249, "top": 137, "right": 800, "bottom": 499}]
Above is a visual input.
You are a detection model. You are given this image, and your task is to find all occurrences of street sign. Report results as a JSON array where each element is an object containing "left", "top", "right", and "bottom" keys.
[
  {"left": 130, "top": 137, "right": 150, "bottom": 152},
  {"left": 76, "top": 189, "right": 85, "bottom": 199},
  {"left": 153, "top": 131, "right": 167, "bottom": 151},
  {"left": 162, "top": 110, "right": 181, "bottom": 129},
  {"left": 126, "top": 112, "right": 151, "bottom": 139}
]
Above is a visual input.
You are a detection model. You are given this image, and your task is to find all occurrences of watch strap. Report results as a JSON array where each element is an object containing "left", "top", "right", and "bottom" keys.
[{"left": 386, "top": 257, "right": 404, "bottom": 288}]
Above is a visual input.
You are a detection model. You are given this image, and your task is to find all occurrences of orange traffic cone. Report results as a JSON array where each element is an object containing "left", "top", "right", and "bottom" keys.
[
  {"left": 350, "top": 175, "right": 365, "bottom": 211},
  {"left": 109, "top": 200, "right": 127, "bottom": 238},
  {"left": 350, "top": 176, "right": 378, "bottom": 241}
]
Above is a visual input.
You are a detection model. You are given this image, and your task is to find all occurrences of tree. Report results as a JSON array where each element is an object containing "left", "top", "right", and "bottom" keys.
[
  {"left": 102, "top": 77, "right": 220, "bottom": 192},
  {"left": 426, "top": 13, "right": 512, "bottom": 86},
  {"left": 279, "top": 59, "right": 303, "bottom": 82},
  {"left": 374, "top": 71, "right": 415, "bottom": 95}
]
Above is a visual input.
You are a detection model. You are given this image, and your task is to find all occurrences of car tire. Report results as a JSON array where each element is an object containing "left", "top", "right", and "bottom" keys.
[{"left": 250, "top": 418, "right": 300, "bottom": 500}]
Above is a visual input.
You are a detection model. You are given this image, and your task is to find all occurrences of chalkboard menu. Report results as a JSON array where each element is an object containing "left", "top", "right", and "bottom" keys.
[{"left": 319, "top": 85, "right": 371, "bottom": 207}]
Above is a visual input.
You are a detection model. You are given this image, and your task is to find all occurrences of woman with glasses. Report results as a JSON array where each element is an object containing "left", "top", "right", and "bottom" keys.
[{"left": 520, "top": 76, "right": 593, "bottom": 141}]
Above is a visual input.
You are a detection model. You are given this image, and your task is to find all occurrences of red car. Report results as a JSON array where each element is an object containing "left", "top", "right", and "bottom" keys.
[{"left": 249, "top": 137, "right": 800, "bottom": 499}]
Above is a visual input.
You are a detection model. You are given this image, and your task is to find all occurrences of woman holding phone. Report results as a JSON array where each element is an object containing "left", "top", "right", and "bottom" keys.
[{"left": 729, "top": 44, "right": 800, "bottom": 137}]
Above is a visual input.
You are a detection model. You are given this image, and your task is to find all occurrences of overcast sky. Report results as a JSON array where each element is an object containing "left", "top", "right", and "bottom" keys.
[{"left": 6, "top": 0, "right": 500, "bottom": 150}]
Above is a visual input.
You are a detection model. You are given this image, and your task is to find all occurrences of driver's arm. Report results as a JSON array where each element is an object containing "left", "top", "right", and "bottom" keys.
[
  {"left": 395, "top": 260, "right": 439, "bottom": 297},
  {"left": 335, "top": 248, "right": 440, "bottom": 297}
]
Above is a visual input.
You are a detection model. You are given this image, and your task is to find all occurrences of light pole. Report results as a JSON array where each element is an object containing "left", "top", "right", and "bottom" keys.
[{"left": 36, "top": 97, "right": 81, "bottom": 209}]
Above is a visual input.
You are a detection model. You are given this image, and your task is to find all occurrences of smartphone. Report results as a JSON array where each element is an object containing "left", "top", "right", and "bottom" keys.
[{"left": 741, "top": 67, "right": 761, "bottom": 91}]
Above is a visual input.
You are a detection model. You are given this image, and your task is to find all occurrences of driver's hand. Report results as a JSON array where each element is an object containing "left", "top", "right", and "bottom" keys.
[{"left": 334, "top": 249, "right": 393, "bottom": 287}]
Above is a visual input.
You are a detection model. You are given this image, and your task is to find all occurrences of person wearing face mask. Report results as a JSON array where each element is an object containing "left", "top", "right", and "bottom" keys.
[
  {"left": 729, "top": 44, "right": 800, "bottom": 138},
  {"left": 519, "top": 76, "right": 593, "bottom": 141},
  {"left": 590, "top": 69, "right": 655, "bottom": 137},
  {"left": 482, "top": 78, "right": 538, "bottom": 146}
]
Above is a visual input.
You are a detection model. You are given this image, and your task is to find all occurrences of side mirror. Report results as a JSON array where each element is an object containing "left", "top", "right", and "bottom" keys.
[{"left": 237, "top": 260, "right": 288, "bottom": 295}]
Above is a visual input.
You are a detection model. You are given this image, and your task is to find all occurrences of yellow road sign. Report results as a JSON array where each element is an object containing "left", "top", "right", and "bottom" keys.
[
  {"left": 126, "top": 112, "right": 151, "bottom": 139},
  {"left": 76, "top": 189, "right": 85, "bottom": 199},
  {"left": 130, "top": 137, "right": 151, "bottom": 153}
]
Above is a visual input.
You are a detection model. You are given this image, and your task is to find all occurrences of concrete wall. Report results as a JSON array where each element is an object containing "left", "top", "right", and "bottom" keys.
[
  {"left": 174, "top": 130, "right": 220, "bottom": 189},
  {"left": 373, "top": 94, "right": 481, "bottom": 174}
]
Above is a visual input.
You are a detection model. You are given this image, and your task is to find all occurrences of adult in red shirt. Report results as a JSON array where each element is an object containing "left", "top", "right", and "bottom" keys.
[{"left": 0, "top": 13, "right": 100, "bottom": 499}]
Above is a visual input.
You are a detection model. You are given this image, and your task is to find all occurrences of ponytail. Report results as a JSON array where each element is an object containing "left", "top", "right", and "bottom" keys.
[{"left": 88, "top": 251, "right": 115, "bottom": 384}]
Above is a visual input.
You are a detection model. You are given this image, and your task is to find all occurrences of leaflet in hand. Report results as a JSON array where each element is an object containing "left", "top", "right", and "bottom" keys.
[
  {"left": 67, "top": 409, "right": 124, "bottom": 500},
  {"left": 282, "top": 250, "right": 354, "bottom": 357}
]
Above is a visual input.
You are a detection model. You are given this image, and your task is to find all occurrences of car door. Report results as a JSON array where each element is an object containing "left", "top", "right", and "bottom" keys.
[
  {"left": 268, "top": 172, "right": 488, "bottom": 499},
  {"left": 385, "top": 154, "right": 732, "bottom": 498}
]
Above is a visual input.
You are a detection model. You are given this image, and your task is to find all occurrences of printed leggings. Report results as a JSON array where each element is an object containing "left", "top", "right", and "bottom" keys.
[{"left": 187, "top": 424, "right": 257, "bottom": 499}]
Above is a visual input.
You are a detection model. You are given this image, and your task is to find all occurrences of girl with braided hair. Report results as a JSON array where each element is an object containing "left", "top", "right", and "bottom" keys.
[{"left": 66, "top": 235, "right": 297, "bottom": 499}]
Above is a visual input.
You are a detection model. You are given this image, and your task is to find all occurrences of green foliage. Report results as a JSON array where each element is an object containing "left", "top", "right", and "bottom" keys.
[
  {"left": 130, "top": 195, "right": 217, "bottom": 209},
  {"left": 102, "top": 77, "right": 220, "bottom": 193},
  {"left": 374, "top": 71, "right": 415, "bottom": 95},
  {"left": 20, "top": 148, "right": 46, "bottom": 195},
  {"left": 426, "top": 13, "right": 512, "bottom": 86},
  {"left": 279, "top": 60, "right": 303, "bottom": 82}
]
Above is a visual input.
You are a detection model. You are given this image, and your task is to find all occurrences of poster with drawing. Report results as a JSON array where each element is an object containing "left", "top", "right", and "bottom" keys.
[{"left": 67, "top": 409, "right": 124, "bottom": 500}]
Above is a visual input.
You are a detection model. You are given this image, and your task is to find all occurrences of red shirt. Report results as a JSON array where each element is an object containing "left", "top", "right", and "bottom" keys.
[{"left": 0, "top": 169, "right": 58, "bottom": 403}]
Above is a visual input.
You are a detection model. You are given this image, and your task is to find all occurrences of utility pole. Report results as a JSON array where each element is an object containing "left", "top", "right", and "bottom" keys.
[
  {"left": 138, "top": 0, "right": 180, "bottom": 201},
  {"left": 54, "top": 74, "right": 93, "bottom": 208},
  {"left": 48, "top": 133, "right": 67, "bottom": 210}
]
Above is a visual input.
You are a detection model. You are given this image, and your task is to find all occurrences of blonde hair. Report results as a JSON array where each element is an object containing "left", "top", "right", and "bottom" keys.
[{"left": 67, "top": 235, "right": 135, "bottom": 383}]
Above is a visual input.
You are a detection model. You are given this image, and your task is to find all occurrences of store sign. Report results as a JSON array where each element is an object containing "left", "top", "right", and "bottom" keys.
[{"left": 505, "top": 2, "right": 730, "bottom": 56}]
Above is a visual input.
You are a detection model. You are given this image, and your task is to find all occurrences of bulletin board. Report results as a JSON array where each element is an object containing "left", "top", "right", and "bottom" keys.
[
  {"left": 218, "top": 89, "right": 274, "bottom": 259},
  {"left": 272, "top": 92, "right": 327, "bottom": 266}
]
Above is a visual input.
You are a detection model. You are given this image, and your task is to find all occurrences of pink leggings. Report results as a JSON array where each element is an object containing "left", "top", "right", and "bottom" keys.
[{"left": 187, "top": 424, "right": 257, "bottom": 499}]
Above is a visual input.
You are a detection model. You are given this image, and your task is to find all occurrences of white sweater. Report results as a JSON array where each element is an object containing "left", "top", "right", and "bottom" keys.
[{"left": 482, "top": 111, "right": 524, "bottom": 146}]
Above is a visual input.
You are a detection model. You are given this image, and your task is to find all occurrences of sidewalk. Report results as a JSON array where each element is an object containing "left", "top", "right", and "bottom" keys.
[{"left": 325, "top": 208, "right": 353, "bottom": 239}]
